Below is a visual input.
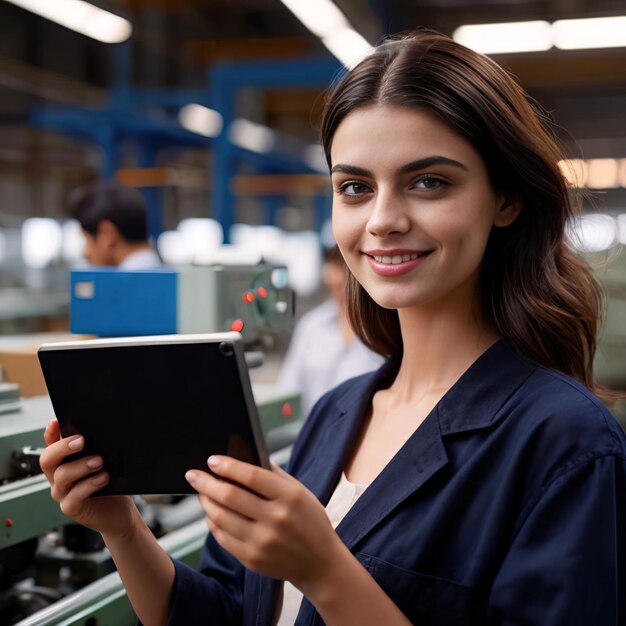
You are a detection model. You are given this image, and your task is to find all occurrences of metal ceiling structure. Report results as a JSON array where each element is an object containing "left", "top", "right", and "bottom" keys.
[{"left": 0, "top": 0, "right": 626, "bottom": 228}]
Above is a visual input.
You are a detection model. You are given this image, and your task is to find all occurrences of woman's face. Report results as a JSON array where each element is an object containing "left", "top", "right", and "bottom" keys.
[{"left": 330, "top": 105, "right": 518, "bottom": 314}]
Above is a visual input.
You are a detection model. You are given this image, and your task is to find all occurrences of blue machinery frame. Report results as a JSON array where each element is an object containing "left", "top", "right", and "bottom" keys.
[{"left": 30, "top": 42, "right": 342, "bottom": 242}]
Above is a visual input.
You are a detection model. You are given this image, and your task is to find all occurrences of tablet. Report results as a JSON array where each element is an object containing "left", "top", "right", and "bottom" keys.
[{"left": 38, "top": 332, "right": 270, "bottom": 495}]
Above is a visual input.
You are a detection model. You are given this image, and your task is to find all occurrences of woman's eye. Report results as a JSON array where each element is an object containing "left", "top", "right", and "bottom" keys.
[
  {"left": 337, "top": 181, "right": 370, "bottom": 196},
  {"left": 413, "top": 176, "right": 448, "bottom": 191}
]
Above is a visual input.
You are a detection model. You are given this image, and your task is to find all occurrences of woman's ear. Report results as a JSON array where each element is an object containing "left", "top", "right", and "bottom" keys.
[{"left": 493, "top": 197, "right": 522, "bottom": 228}]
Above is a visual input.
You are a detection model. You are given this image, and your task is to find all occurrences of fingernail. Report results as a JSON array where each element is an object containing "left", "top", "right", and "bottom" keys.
[
  {"left": 86, "top": 456, "right": 102, "bottom": 469},
  {"left": 207, "top": 455, "right": 221, "bottom": 469},
  {"left": 185, "top": 470, "right": 197, "bottom": 484},
  {"left": 91, "top": 473, "right": 107, "bottom": 485},
  {"left": 68, "top": 436, "right": 84, "bottom": 451}
]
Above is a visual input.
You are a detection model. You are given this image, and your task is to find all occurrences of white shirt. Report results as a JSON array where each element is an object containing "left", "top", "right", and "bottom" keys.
[
  {"left": 277, "top": 299, "right": 384, "bottom": 416},
  {"left": 118, "top": 248, "right": 162, "bottom": 270}
]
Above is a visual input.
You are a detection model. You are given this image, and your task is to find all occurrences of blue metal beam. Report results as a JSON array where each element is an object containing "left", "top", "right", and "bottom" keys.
[
  {"left": 137, "top": 138, "right": 164, "bottom": 241},
  {"left": 28, "top": 57, "right": 341, "bottom": 239},
  {"left": 208, "top": 57, "right": 339, "bottom": 241},
  {"left": 31, "top": 105, "right": 212, "bottom": 147}
]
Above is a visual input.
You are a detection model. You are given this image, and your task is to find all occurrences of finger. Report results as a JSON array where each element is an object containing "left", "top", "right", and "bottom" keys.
[
  {"left": 206, "top": 456, "right": 286, "bottom": 500},
  {"left": 51, "top": 456, "right": 104, "bottom": 502},
  {"left": 58, "top": 472, "right": 109, "bottom": 519},
  {"left": 186, "top": 470, "right": 264, "bottom": 520},
  {"left": 43, "top": 420, "right": 60, "bottom": 446},
  {"left": 198, "top": 494, "right": 254, "bottom": 543},
  {"left": 204, "top": 513, "right": 251, "bottom": 566},
  {"left": 40, "top": 434, "right": 85, "bottom": 483}
]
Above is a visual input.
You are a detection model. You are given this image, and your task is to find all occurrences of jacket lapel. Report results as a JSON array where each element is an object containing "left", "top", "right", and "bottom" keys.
[
  {"left": 289, "top": 340, "right": 535, "bottom": 564},
  {"left": 334, "top": 403, "right": 448, "bottom": 549},
  {"left": 292, "top": 357, "right": 450, "bottom": 551},
  {"left": 328, "top": 340, "right": 535, "bottom": 550},
  {"left": 295, "top": 392, "right": 372, "bottom": 505}
]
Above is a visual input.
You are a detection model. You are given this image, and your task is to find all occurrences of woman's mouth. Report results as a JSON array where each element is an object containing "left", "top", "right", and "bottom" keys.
[
  {"left": 371, "top": 251, "right": 431, "bottom": 264},
  {"left": 366, "top": 250, "right": 433, "bottom": 276}
]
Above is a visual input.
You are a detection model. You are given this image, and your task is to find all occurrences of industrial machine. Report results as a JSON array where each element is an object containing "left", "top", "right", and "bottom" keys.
[
  {"left": 69, "top": 261, "right": 294, "bottom": 346},
  {"left": 0, "top": 261, "right": 302, "bottom": 625}
]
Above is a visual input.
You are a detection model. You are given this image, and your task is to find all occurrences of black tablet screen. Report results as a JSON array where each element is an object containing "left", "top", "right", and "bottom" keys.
[{"left": 39, "top": 340, "right": 264, "bottom": 495}]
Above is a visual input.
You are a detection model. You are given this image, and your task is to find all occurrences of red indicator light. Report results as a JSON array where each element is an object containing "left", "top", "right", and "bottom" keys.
[
  {"left": 257, "top": 287, "right": 268, "bottom": 299},
  {"left": 245, "top": 292, "right": 255, "bottom": 303},
  {"left": 281, "top": 402, "right": 292, "bottom": 418},
  {"left": 5, "top": 518, "right": 12, "bottom": 528},
  {"left": 231, "top": 319, "right": 244, "bottom": 332}
]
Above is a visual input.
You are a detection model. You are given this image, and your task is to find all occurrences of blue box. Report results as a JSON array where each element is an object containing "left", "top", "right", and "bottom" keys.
[{"left": 70, "top": 268, "right": 177, "bottom": 337}]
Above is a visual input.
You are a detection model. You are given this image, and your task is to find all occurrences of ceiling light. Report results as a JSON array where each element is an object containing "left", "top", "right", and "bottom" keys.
[
  {"left": 568, "top": 214, "right": 618, "bottom": 253},
  {"left": 322, "top": 27, "right": 374, "bottom": 69},
  {"left": 617, "top": 215, "right": 626, "bottom": 245},
  {"left": 21, "top": 218, "right": 63, "bottom": 268},
  {"left": 179, "top": 104, "right": 223, "bottom": 137},
  {"left": 61, "top": 220, "right": 86, "bottom": 263},
  {"left": 5, "top": 0, "right": 132, "bottom": 43},
  {"left": 618, "top": 159, "right": 626, "bottom": 187},
  {"left": 228, "top": 119, "right": 276, "bottom": 153},
  {"left": 177, "top": 218, "right": 224, "bottom": 260},
  {"left": 453, "top": 21, "right": 552, "bottom": 54},
  {"left": 558, "top": 159, "right": 588, "bottom": 188},
  {"left": 586, "top": 158, "right": 619, "bottom": 189},
  {"left": 279, "top": 0, "right": 373, "bottom": 67},
  {"left": 553, "top": 16, "right": 626, "bottom": 50},
  {"left": 280, "top": 0, "right": 348, "bottom": 38},
  {"left": 157, "top": 231, "right": 190, "bottom": 265}
]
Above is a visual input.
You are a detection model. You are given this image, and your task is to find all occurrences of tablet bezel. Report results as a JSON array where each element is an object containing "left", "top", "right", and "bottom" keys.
[{"left": 38, "top": 332, "right": 270, "bottom": 495}]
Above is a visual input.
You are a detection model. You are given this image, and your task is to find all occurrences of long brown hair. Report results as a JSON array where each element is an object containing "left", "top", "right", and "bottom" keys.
[{"left": 320, "top": 29, "right": 608, "bottom": 398}]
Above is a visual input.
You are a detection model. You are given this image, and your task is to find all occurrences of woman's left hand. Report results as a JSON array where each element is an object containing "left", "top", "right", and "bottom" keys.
[{"left": 185, "top": 456, "right": 342, "bottom": 590}]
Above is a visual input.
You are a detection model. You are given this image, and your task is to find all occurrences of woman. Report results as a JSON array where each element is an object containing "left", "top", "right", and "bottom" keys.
[{"left": 40, "top": 29, "right": 626, "bottom": 625}]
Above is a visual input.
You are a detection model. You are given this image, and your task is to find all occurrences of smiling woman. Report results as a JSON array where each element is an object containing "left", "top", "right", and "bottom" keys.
[
  {"left": 39, "top": 28, "right": 626, "bottom": 626},
  {"left": 330, "top": 106, "right": 518, "bottom": 315},
  {"left": 322, "top": 31, "right": 605, "bottom": 391}
]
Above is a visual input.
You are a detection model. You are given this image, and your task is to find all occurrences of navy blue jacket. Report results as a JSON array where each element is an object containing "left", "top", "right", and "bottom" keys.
[{"left": 166, "top": 340, "right": 626, "bottom": 625}]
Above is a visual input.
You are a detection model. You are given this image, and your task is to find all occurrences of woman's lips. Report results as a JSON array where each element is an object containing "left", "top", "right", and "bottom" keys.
[{"left": 365, "top": 250, "right": 433, "bottom": 276}]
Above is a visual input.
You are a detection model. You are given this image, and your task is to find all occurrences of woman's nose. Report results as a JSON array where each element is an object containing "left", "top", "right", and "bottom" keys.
[{"left": 366, "top": 191, "right": 411, "bottom": 237}]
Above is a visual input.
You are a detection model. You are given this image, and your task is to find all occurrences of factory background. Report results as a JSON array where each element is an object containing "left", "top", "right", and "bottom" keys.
[{"left": 1, "top": 0, "right": 626, "bottom": 623}]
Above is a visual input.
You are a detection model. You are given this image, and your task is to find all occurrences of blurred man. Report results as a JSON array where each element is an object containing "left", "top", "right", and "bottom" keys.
[
  {"left": 70, "top": 182, "right": 161, "bottom": 269},
  {"left": 277, "top": 245, "right": 384, "bottom": 416}
]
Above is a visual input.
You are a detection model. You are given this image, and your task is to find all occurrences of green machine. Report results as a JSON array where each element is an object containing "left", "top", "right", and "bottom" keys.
[{"left": 0, "top": 262, "right": 303, "bottom": 625}]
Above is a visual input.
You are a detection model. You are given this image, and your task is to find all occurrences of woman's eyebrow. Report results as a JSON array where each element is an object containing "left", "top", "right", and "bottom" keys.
[
  {"left": 330, "top": 164, "right": 372, "bottom": 176},
  {"left": 397, "top": 156, "right": 468, "bottom": 175},
  {"left": 330, "top": 156, "right": 468, "bottom": 177}
]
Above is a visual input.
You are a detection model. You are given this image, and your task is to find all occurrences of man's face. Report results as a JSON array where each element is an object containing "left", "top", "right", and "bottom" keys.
[{"left": 82, "top": 226, "right": 116, "bottom": 266}]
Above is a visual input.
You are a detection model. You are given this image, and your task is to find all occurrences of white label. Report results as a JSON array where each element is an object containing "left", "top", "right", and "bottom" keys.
[{"left": 74, "top": 281, "right": 95, "bottom": 299}]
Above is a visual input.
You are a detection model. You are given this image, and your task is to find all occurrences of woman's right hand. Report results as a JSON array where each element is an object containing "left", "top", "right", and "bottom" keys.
[{"left": 39, "top": 419, "right": 137, "bottom": 538}]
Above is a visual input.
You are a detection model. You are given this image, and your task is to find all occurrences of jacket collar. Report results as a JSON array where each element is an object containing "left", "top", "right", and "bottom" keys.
[
  {"left": 334, "top": 338, "right": 536, "bottom": 435},
  {"left": 436, "top": 339, "right": 536, "bottom": 435},
  {"left": 296, "top": 339, "right": 536, "bottom": 550}
]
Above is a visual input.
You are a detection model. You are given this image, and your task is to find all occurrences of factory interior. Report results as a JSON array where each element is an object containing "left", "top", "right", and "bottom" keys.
[{"left": 1, "top": 0, "right": 626, "bottom": 624}]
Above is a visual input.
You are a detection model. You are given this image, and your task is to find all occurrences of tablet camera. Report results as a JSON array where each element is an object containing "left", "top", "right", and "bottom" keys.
[{"left": 219, "top": 341, "right": 234, "bottom": 357}]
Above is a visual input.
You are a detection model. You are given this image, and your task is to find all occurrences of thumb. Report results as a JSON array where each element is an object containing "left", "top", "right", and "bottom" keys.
[{"left": 43, "top": 419, "right": 60, "bottom": 446}]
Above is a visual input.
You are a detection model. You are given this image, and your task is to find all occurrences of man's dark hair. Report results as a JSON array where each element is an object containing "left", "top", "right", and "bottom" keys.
[{"left": 70, "top": 181, "right": 149, "bottom": 242}]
